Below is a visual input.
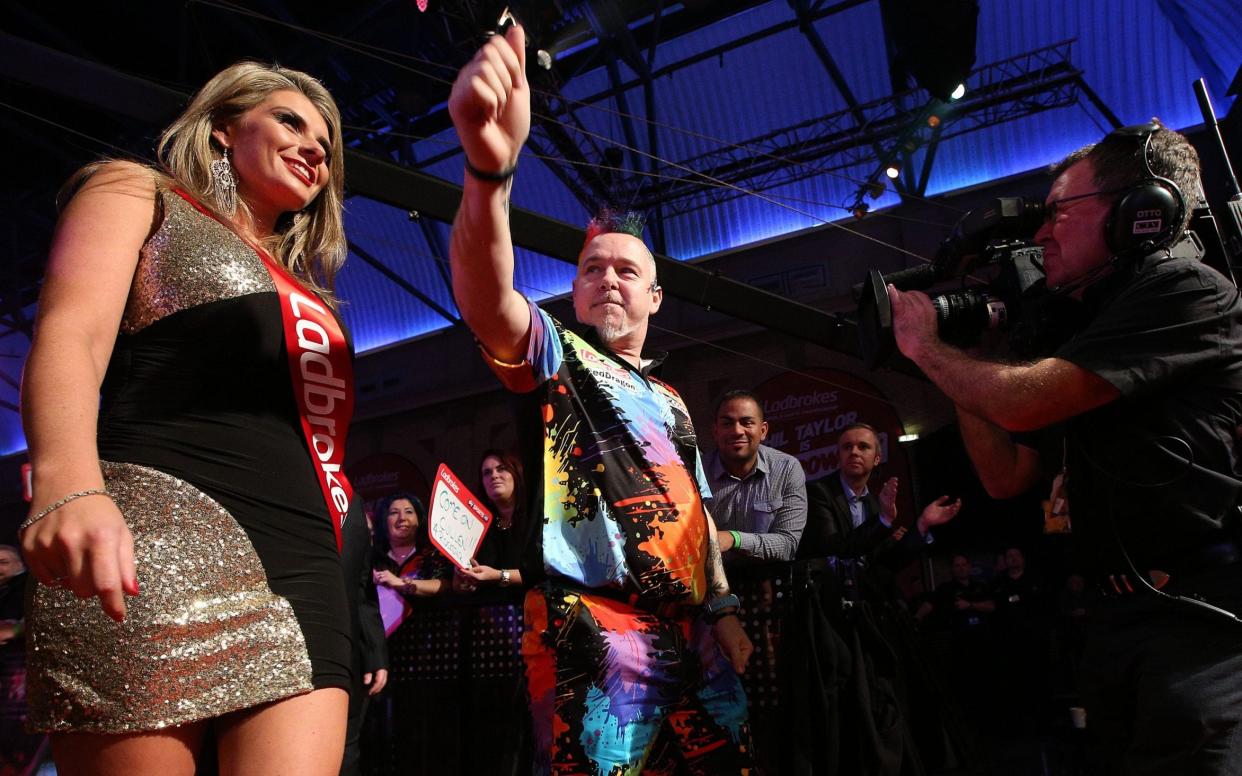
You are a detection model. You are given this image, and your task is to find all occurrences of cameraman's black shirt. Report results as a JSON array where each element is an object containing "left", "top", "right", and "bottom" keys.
[{"left": 1054, "top": 252, "right": 1242, "bottom": 574}]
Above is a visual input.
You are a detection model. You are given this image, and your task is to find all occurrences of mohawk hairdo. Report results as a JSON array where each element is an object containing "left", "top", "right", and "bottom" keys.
[
  {"left": 581, "top": 207, "right": 659, "bottom": 289},
  {"left": 584, "top": 208, "right": 647, "bottom": 243}
]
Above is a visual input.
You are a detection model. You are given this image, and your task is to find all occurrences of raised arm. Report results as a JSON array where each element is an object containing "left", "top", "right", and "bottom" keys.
[
  {"left": 447, "top": 24, "right": 534, "bottom": 363},
  {"left": 20, "top": 161, "right": 153, "bottom": 621}
]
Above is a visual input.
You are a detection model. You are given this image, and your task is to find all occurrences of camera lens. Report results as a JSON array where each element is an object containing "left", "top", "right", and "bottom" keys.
[{"left": 932, "top": 290, "right": 1008, "bottom": 343}]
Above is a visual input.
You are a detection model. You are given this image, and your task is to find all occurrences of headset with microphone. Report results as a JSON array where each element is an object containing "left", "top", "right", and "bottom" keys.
[
  {"left": 1045, "top": 122, "right": 1188, "bottom": 295},
  {"left": 1102, "top": 121, "right": 1187, "bottom": 258}
]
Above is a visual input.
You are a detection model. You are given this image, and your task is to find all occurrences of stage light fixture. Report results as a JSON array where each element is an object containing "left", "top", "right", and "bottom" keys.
[
  {"left": 950, "top": 83, "right": 967, "bottom": 100},
  {"left": 882, "top": 0, "right": 978, "bottom": 102},
  {"left": 852, "top": 203, "right": 870, "bottom": 220},
  {"left": 885, "top": 164, "right": 901, "bottom": 179}
]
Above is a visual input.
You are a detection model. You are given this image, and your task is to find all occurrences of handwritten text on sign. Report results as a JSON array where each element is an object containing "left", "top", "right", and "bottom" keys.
[{"left": 428, "top": 463, "right": 492, "bottom": 570}]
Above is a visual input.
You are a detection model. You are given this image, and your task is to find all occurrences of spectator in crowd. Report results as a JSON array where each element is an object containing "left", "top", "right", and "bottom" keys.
[
  {"left": 991, "top": 547, "right": 1052, "bottom": 728},
  {"left": 1, "top": 544, "right": 43, "bottom": 775},
  {"left": 0, "top": 545, "right": 24, "bottom": 643},
  {"left": 340, "top": 499, "right": 387, "bottom": 776},
  {"left": 924, "top": 554, "right": 998, "bottom": 737},
  {"left": 992, "top": 547, "right": 1048, "bottom": 622},
  {"left": 455, "top": 449, "right": 536, "bottom": 773},
  {"left": 455, "top": 449, "right": 530, "bottom": 594},
  {"left": 707, "top": 389, "right": 807, "bottom": 564},
  {"left": 373, "top": 493, "right": 451, "bottom": 598},
  {"left": 931, "top": 553, "right": 996, "bottom": 629},
  {"left": 1056, "top": 573, "right": 1092, "bottom": 695},
  {"left": 990, "top": 552, "right": 1009, "bottom": 582},
  {"left": 798, "top": 422, "right": 962, "bottom": 561}
]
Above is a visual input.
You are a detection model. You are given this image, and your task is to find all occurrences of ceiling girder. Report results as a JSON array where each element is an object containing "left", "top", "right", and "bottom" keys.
[
  {"left": 344, "top": 150, "right": 860, "bottom": 355},
  {"left": 346, "top": 240, "right": 460, "bottom": 325},
  {"left": 612, "top": 41, "right": 1091, "bottom": 218},
  {"left": 2, "top": 37, "right": 864, "bottom": 357}
]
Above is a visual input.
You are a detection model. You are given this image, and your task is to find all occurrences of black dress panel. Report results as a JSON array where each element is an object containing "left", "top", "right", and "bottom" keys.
[
  {"left": 25, "top": 186, "right": 357, "bottom": 733},
  {"left": 98, "top": 291, "right": 351, "bottom": 690}
]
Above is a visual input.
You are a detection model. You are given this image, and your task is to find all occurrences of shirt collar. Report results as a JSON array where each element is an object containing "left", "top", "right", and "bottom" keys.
[
  {"left": 581, "top": 326, "right": 667, "bottom": 377},
  {"left": 840, "top": 470, "right": 868, "bottom": 501},
  {"left": 709, "top": 446, "right": 768, "bottom": 482}
]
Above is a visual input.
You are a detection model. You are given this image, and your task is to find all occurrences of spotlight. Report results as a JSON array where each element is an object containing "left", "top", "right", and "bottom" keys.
[
  {"left": 898, "top": 433, "right": 919, "bottom": 443},
  {"left": 883, "top": 0, "right": 977, "bottom": 101},
  {"left": 927, "top": 114, "right": 942, "bottom": 128},
  {"left": 852, "top": 202, "right": 870, "bottom": 220},
  {"left": 950, "top": 83, "right": 967, "bottom": 100},
  {"left": 885, "top": 164, "right": 901, "bottom": 179}
]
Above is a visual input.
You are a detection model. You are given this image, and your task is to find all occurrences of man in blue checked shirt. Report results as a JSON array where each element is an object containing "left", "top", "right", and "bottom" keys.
[{"left": 707, "top": 390, "right": 807, "bottom": 564}]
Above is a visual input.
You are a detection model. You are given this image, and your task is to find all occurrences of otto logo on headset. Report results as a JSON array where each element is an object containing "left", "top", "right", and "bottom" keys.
[
  {"left": 1132, "top": 209, "right": 1165, "bottom": 235},
  {"left": 1105, "top": 122, "right": 1186, "bottom": 255}
]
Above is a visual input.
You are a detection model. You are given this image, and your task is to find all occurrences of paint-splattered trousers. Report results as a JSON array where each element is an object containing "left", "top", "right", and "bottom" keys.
[{"left": 522, "top": 583, "right": 755, "bottom": 775}]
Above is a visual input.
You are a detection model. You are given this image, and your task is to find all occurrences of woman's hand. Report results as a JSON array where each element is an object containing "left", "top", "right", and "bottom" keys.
[
  {"left": 454, "top": 562, "right": 499, "bottom": 592},
  {"left": 373, "top": 570, "right": 405, "bottom": 590},
  {"left": 21, "top": 494, "right": 137, "bottom": 622}
]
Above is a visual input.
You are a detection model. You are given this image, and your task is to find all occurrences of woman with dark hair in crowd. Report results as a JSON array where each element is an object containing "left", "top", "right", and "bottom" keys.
[
  {"left": 19, "top": 60, "right": 354, "bottom": 774},
  {"left": 372, "top": 492, "right": 452, "bottom": 597},
  {"left": 455, "top": 449, "right": 529, "bottom": 594}
]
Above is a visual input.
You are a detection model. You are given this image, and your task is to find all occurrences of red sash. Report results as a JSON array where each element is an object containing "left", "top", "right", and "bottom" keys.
[{"left": 173, "top": 189, "right": 354, "bottom": 551}]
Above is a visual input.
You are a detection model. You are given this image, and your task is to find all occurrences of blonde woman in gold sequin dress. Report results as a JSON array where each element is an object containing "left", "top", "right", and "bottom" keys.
[{"left": 20, "top": 62, "right": 354, "bottom": 775}]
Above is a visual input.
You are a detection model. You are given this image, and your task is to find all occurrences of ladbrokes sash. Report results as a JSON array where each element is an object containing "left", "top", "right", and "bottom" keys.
[{"left": 174, "top": 189, "right": 354, "bottom": 551}]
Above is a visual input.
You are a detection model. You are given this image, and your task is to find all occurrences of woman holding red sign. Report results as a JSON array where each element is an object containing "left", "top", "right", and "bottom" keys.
[
  {"left": 19, "top": 62, "right": 356, "bottom": 774},
  {"left": 454, "top": 448, "right": 530, "bottom": 594}
]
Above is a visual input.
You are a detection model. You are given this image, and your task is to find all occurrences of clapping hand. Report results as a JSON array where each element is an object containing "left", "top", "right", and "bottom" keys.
[
  {"left": 878, "top": 476, "right": 899, "bottom": 521},
  {"left": 917, "top": 496, "right": 963, "bottom": 534}
]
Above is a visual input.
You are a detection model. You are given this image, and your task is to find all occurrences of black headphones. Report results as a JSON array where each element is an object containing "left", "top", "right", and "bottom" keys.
[{"left": 1104, "top": 122, "right": 1186, "bottom": 257}]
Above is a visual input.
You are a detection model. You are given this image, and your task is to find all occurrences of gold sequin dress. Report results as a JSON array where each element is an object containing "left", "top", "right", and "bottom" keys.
[{"left": 25, "top": 188, "right": 352, "bottom": 733}]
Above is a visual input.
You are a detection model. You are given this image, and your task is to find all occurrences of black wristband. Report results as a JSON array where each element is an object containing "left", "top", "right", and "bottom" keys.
[
  {"left": 464, "top": 158, "right": 517, "bottom": 182},
  {"left": 704, "top": 607, "right": 740, "bottom": 625}
]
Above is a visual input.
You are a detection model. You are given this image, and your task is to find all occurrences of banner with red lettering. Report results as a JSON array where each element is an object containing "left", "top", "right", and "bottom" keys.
[
  {"left": 754, "top": 368, "right": 913, "bottom": 517},
  {"left": 428, "top": 464, "right": 492, "bottom": 571},
  {"left": 174, "top": 189, "right": 354, "bottom": 551}
]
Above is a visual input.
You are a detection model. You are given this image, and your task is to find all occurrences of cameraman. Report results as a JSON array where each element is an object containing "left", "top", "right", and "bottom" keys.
[{"left": 889, "top": 121, "right": 1242, "bottom": 774}]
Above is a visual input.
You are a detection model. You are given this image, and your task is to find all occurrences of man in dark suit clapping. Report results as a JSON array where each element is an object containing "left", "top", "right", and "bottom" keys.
[{"left": 798, "top": 423, "right": 961, "bottom": 561}]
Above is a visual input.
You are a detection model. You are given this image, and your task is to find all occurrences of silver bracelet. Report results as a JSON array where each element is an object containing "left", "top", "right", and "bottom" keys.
[{"left": 19, "top": 489, "right": 110, "bottom": 532}]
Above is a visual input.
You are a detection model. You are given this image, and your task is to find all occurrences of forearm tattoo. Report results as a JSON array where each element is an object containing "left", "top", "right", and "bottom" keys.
[{"left": 704, "top": 511, "right": 731, "bottom": 600}]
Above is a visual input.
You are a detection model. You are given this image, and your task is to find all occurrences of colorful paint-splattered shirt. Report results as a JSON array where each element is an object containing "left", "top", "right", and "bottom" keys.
[{"left": 485, "top": 303, "right": 711, "bottom": 605}]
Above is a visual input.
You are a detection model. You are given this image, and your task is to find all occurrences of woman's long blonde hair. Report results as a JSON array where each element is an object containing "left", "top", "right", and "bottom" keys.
[{"left": 156, "top": 61, "right": 347, "bottom": 305}]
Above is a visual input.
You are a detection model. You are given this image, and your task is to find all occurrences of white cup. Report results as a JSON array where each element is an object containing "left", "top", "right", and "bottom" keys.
[{"left": 1069, "top": 706, "right": 1087, "bottom": 729}]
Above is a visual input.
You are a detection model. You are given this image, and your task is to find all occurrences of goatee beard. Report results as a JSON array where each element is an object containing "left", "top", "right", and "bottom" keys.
[{"left": 595, "top": 320, "right": 629, "bottom": 344}]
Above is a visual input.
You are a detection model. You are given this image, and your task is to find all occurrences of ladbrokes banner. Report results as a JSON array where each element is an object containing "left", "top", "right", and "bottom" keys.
[{"left": 755, "top": 368, "right": 914, "bottom": 517}]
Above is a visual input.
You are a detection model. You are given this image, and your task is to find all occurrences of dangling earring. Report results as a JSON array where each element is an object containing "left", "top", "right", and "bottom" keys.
[{"left": 210, "top": 148, "right": 237, "bottom": 216}]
